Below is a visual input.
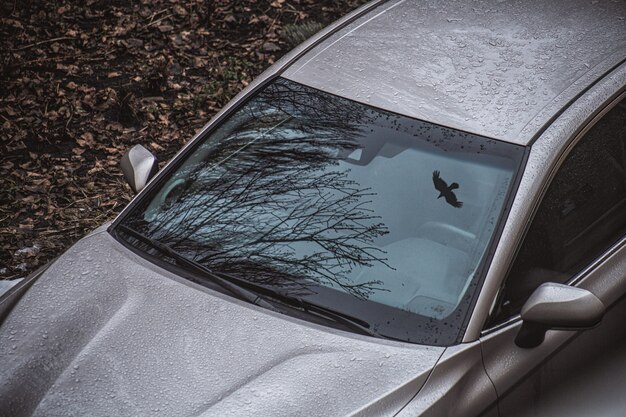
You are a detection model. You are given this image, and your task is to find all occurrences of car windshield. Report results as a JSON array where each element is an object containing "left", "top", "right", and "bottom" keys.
[{"left": 115, "top": 78, "right": 524, "bottom": 345}]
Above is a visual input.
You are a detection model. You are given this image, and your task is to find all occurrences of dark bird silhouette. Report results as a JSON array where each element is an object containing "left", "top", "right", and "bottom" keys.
[{"left": 432, "top": 170, "right": 463, "bottom": 208}]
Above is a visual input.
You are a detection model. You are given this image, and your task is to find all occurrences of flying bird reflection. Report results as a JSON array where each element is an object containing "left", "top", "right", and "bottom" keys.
[{"left": 432, "top": 170, "right": 463, "bottom": 208}]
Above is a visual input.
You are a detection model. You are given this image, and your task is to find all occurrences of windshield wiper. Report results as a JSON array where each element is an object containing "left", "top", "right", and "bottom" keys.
[
  {"left": 116, "top": 224, "right": 277, "bottom": 310},
  {"left": 117, "top": 224, "right": 385, "bottom": 339},
  {"left": 283, "top": 296, "right": 384, "bottom": 339},
  {"left": 239, "top": 284, "right": 384, "bottom": 339}
]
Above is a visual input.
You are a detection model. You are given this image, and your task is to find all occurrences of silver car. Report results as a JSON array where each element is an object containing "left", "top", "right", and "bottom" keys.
[{"left": 2, "top": 0, "right": 626, "bottom": 416}]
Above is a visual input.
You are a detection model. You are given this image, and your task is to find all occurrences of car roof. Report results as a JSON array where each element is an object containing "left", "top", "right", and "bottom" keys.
[{"left": 283, "top": 0, "right": 626, "bottom": 145}]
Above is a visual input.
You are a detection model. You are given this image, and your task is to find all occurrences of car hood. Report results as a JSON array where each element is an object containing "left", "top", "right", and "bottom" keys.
[{"left": 0, "top": 231, "right": 444, "bottom": 417}]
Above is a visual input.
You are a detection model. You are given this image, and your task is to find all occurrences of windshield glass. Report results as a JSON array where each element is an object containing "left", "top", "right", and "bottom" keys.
[{"left": 115, "top": 78, "right": 524, "bottom": 345}]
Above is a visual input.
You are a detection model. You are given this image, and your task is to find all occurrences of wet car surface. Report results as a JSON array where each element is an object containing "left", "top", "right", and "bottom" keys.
[{"left": 1, "top": 0, "right": 626, "bottom": 416}]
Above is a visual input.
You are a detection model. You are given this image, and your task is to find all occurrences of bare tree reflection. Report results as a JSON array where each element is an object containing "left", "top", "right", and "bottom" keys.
[{"left": 125, "top": 80, "right": 394, "bottom": 297}]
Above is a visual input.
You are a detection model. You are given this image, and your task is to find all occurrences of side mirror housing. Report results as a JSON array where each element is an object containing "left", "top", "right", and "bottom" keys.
[
  {"left": 515, "top": 282, "right": 605, "bottom": 348},
  {"left": 120, "top": 145, "right": 158, "bottom": 193}
]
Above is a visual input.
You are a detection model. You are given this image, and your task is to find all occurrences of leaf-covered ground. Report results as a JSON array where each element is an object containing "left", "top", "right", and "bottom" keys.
[{"left": 0, "top": 0, "right": 367, "bottom": 280}]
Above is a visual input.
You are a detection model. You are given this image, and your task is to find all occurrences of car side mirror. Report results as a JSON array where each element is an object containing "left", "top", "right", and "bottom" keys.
[
  {"left": 120, "top": 145, "right": 158, "bottom": 194},
  {"left": 515, "top": 282, "right": 605, "bottom": 349}
]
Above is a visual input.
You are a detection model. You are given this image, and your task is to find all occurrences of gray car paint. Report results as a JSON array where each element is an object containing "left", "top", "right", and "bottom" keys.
[
  {"left": 0, "top": 231, "right": 444, "bottom": 417},
  {"left": 283, "top": 0, "right": 626, "bottom": 144},
  {"left": 119, "top": 145, "right": 158, "bottom": 193},
  {"left": 480, "top": 238, "right": 626, "bottom": 416},
  {"left": 480, "top": 236, "right": 626, "bottom": 398},
  {"left": 496, "top": 293, "right": 626, "bottom": 416},
  {"left": 396, "top": 341, "right": 498, "bottom": 417}
]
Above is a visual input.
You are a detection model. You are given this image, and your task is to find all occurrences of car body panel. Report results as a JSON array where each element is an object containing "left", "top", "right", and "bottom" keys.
[
  {"left": 495, "top": 293, "right": 626, "bottom": 416},
  {"left": 0, "top": 266, "right": 46, "bottom": 325},
  {"left": 0, "top": 231, "right": 444, "bottom": 417},
  {"left": 481, "top": 239, "right": 626, "bottom": 415},
  {"left": 283, "top": 0, "right": 626, "bottom": 144},
  {"left": 396, "top": 341, "right": 498, "bottom": 417}
]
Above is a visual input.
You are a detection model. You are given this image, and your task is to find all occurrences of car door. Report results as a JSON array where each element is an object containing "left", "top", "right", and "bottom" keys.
[{"left": 479, "top": 94, "right": 626, "bottom": 416}]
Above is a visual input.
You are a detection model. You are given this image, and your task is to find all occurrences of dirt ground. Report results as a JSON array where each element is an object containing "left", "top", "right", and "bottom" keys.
[{"left": 0, "top": 0, "right": 367, "bottom": 280}]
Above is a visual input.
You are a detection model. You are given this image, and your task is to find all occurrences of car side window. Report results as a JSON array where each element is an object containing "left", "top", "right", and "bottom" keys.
[{"left": 490, "top": 98, "right": 626, "bottom": 325}]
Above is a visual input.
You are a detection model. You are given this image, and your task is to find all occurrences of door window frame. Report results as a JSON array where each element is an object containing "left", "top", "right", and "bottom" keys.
[{"left": 482, "top": 89, "right": 626, "bottom": 333}]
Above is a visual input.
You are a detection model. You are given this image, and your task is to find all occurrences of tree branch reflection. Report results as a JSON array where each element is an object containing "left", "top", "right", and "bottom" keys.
[{"left": 128, "top": 80, "right": 393, "bottom": 298}]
